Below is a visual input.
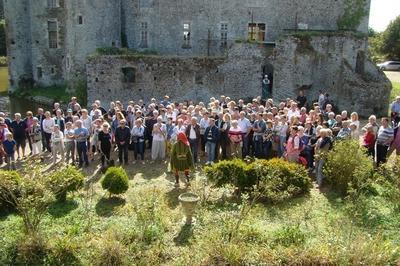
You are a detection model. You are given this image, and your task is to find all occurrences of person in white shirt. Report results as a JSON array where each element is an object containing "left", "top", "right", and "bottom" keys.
[
  {"left": 42, "top": 111, "right": 55, "bottom": 152},
  {"left": 287, "top": 102, "right": 300, "bottom": 120},
  {"left": 51, "top": 124, "right": 64, "bottom": 164},
  {"left": 172, "top": 119, "right": 186, "bottom": 142},
  {"left": 64, "top": 122, "right": 75, "bottom": 164},
  {"left": 238, "top": 111, "right": 251, "bottom": 157},
  {"left": 151, "top": 116, "right": 167, "bottom": 160}
]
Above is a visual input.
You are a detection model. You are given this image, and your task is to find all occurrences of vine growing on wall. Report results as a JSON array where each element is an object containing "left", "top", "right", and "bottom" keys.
[{"left": 337, "top": 0, "right": 368, "bottom": 30}]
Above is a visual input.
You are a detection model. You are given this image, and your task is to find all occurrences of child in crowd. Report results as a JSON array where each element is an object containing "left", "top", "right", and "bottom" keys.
[{"left": 3, "top": 132, "right": 16, "bottom": 170}]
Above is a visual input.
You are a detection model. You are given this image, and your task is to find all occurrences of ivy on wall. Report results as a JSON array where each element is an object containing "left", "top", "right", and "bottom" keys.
[{"left": 337, "top": 0, "right": 368, "bottom": 30}]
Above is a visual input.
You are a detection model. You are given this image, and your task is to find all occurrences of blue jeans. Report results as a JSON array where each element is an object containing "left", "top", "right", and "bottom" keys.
[
  {"left": 134, "top": 141, "right": 145, "bottom": 160},
  {"left": 205, "top": 141, "right": 216, "bottom": 163},
  {"left": 76, "top": 141, "right": 89, "bottom": 165}
]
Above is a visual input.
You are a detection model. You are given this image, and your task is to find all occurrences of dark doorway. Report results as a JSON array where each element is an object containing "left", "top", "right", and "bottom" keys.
[{"left": 262, "top": 63, "right": 273, "bottom": 99}]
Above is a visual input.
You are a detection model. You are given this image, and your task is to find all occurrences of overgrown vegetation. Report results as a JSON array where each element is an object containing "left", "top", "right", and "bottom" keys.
[
  {"left": 0, "top": 156, "right": 399, "bottom": 264},
  {"left": 337, "top": 0, "right": 368, "bottom": 30},
  {"left": 95, "top": 47, "right": 158, "bottom": 56},
  {"left": 0, "top": 19, "right": 6, "bottom": 57}
]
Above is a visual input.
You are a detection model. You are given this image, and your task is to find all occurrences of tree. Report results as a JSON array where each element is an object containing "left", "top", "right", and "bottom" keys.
[{"left": 380, "top": 16, "right": 400, "bottom": 60}]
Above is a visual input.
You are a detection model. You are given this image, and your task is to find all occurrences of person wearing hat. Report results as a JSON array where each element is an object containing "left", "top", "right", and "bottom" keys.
[{"left": 170, "top": 132, "right": 194, "bottom": 187}]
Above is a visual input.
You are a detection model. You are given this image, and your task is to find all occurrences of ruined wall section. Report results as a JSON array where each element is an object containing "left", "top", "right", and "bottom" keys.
[
  {"left": 87, "top": 43, "right": 268, "bottom": 105},
  {"left": 273, "top": 33, "right": 391, "bottom": 117},
  {"left": 4, "top": 0, "right": 33, "bottom": 91}
]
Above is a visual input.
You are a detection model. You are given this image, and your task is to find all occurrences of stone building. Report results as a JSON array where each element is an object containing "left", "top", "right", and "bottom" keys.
[{"left": 4, "top": 0, "right": 392, "bottom": 116}]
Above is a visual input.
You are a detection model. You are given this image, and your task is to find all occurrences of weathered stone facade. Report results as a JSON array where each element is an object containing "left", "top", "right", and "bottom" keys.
[
  {"left": 4, "top": 0, "right": 392, "bottom": 116},
  {"left": 87, "top": 43, "right": 272, "bottom": 104}
]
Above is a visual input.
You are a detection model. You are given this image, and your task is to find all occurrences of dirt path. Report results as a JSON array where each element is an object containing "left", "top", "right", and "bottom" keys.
[{"left": 384, "top": 71, "right": 400, "bottom": 83}]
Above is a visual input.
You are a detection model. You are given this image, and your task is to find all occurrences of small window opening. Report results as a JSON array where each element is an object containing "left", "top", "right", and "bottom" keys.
[{"left": 122, "top": 67, "right": 136, "bottom": 83}]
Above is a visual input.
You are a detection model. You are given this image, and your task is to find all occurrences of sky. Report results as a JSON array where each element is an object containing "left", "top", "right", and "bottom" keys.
[{"left": 369, "top": 0, "right": 400, "bottom": 32}]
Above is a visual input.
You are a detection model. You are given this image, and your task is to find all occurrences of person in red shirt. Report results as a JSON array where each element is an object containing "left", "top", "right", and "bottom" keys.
[{"left": 362, "top": 125, "right": 376, "bottom": 158}]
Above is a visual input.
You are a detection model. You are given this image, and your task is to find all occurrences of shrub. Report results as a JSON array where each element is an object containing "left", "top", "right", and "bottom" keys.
[
  {"left": 254, "top": 159, "right": 312, "bottom": 203},
  {"left": 204, "top": 159, "right": 257, "bottom": 192},
  {"left": 271, "top": 225, "right": 306, "bottom": 247},
  {"left": 101, "top": 167, "right": 129, "bottom": 196},
  {"left": 0, "top": 171, "right": 21, "bottom": 212},
  {"left": 323, "top": 140, "right": 374, "bottom": 195},
  {"left": 47, "top": 165, "right": 85, "bottom": 202},
  {"left": 16, "top": 234, "right": 48, "bottom": 265}
]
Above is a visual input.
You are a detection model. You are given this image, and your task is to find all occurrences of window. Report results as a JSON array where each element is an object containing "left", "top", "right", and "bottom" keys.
[
  {"left": 122, "top": 67, "right": 136, "bottom": 83},
  {"left": 51, "top": 67, "right": 55, "bottom": 75},
  {"left": 140, "top": 22, "right": 148, "bottom": 48},
  {"left": 66, "top": 56, "right": 70, "bottom": 69},
  {"left": 183, "top": 23, "right": 191, "bottom": 48},
  {"left": 48, "top": 21, "right": 58, "bottom": 49},
  {"left": 248, "top": 23, "right": 266, "bottom": 42},
  {"left": 37, "top": 67, "right": 43, "bottom": 79},
  {"left": 47, "top": 0, "right": 59, "bottom": 8},
  {"left": 221, "top": 23, "right": 228, "bottom": 47},
  {"left": 78, "top": 15, "right": 83, "bottom": 25}
]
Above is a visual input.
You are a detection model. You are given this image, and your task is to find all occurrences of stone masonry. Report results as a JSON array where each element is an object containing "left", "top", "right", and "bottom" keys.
[{"left": 4, "top": 0, "right": 393, "bottom": 116}]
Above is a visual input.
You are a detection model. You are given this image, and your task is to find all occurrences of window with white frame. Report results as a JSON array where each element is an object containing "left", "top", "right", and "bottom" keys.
[{"left": 48, "top": 20, "right": 58, "bottom": 49}]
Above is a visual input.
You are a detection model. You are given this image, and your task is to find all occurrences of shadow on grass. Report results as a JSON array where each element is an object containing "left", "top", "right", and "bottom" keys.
[
  {"left": 173, "top": 224, "right": 194, "bottom": 246},
  {"left": 48, "top": 199, "right": 79, "bottom": 218},
  {"left": 165, "top": 187, "right": 188, "bottom": 209},
  {"left": 95, "top": 196, "right": 126, "bottom": 217}
]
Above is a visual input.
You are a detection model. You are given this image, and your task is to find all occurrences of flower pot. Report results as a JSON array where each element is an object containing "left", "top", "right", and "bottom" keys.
[{"left": 178, "top": 192, "right": 200, "bottom": 225}]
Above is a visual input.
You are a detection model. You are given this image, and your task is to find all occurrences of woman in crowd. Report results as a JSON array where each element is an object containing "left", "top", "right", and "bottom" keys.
[
  {"left": 131, "top": 118, "right": 145, "bottom": 162},
  {"left": 98, "top": 122, "right": 112, "bottom": 168}
]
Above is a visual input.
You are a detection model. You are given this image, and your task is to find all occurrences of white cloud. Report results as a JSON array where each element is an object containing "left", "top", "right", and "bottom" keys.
[{"left": 369, "top": 0, "right": 400, "bottom": 32}]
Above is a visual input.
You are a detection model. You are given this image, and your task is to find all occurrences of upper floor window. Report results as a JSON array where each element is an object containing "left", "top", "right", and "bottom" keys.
[
  {"left": 221, "top": 23, "right": 228, "bottom": 47},
  {"left": 47, "top": 0, "right": 59, "bottom": 8},
  {"left": 48, "top": 20, "right": 58, "bottom": 49},
  {"left": 248, "top": 23, "right": 265, "bottom": 42},
  {"left": 183, "top": 23, "right": 191, "bottom": 48},
  {"left": 122, "top": 67, "right": 136, "bottom": 83},
  {"left": 140, "top": 22, "right": 148, "bottom": 48},
  {"left": 78, "top": 15, "right": 83, "bottom": 25}
]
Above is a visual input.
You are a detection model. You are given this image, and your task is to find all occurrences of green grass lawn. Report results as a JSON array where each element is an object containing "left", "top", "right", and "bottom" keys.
[{"left": 1, "top": 159, "right": 399, "bottom": 265}]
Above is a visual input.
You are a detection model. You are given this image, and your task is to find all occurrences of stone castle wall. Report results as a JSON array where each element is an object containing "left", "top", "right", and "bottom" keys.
[{"left": 87, "top": 43, "right": 270, "bottom": 104}]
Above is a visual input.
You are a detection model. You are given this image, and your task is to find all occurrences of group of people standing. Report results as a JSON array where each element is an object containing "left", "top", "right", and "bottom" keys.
[{"left": 0, "top": 93, "right": 399, "bottom": 187}]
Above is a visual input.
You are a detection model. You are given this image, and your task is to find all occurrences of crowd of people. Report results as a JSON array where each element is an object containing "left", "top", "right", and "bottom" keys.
[{"left": 0, "top": 92, "right": 399, "bottom": 187}]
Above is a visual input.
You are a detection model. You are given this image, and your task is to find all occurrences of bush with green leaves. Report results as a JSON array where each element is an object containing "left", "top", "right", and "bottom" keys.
[
  {"left": 101, "top": 167, "right": 129, "bottom": 196},
  {"left": 47, "top": 165, "right": 85, "bottom": 202},
  {"left": 0, "top": 171, "right": 21, "bottom": 212},
  {"left": 204, "top": 159, "right": 257, "bottom": 192},
  {"left": 254, "top": 158, "right": 312, "bottom": 203},
  {"left": 323, "top": 140, "right": 375, "bottom": 195}
]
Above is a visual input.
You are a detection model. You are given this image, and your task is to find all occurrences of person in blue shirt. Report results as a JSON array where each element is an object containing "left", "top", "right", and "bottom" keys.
[
  {"left": 391, "top": 96, "right": 400, "bottom": 127},
  {"left": 3, "top": 132, "right": 16, "bottom": 170},
  {"left": 74, "top": 120, "right": 90, "bottom": 167}
]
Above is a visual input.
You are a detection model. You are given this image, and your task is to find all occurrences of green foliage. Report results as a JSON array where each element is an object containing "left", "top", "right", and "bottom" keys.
[
  {"left": 392, "top": 82, "right": 400, "bottom": 103},
  {"left": 272, "top": 225, "right": 306, "bottom": 247},
  {"left": 16, "top": 234, "right": 48, "bottom": 265},
  {"left": 254, "top": 158, "right": 312, "bottom": 203},
  {"left": 101, "top": 167, "right": 129, "bottom": 196},
  {"left": 47, "top": 165, "right": 84, "bottom": 202},
  {"left": 0, "top": 56, "right": 6, "bottom": 66},
  {"left": 204, "top": 159, "right": 257, "bottom": 192},
  {"left": 337, "top": 0, "right": 368, "bottom": 30},
  {"left": 324, "top": 140, "right": 374, "bottom": 195},
  {"left": 0, "top": 171, "right": 21, "bottom": 211},
  {"left": 380, "top": 16, "right": 400, "bottom": 60}
]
